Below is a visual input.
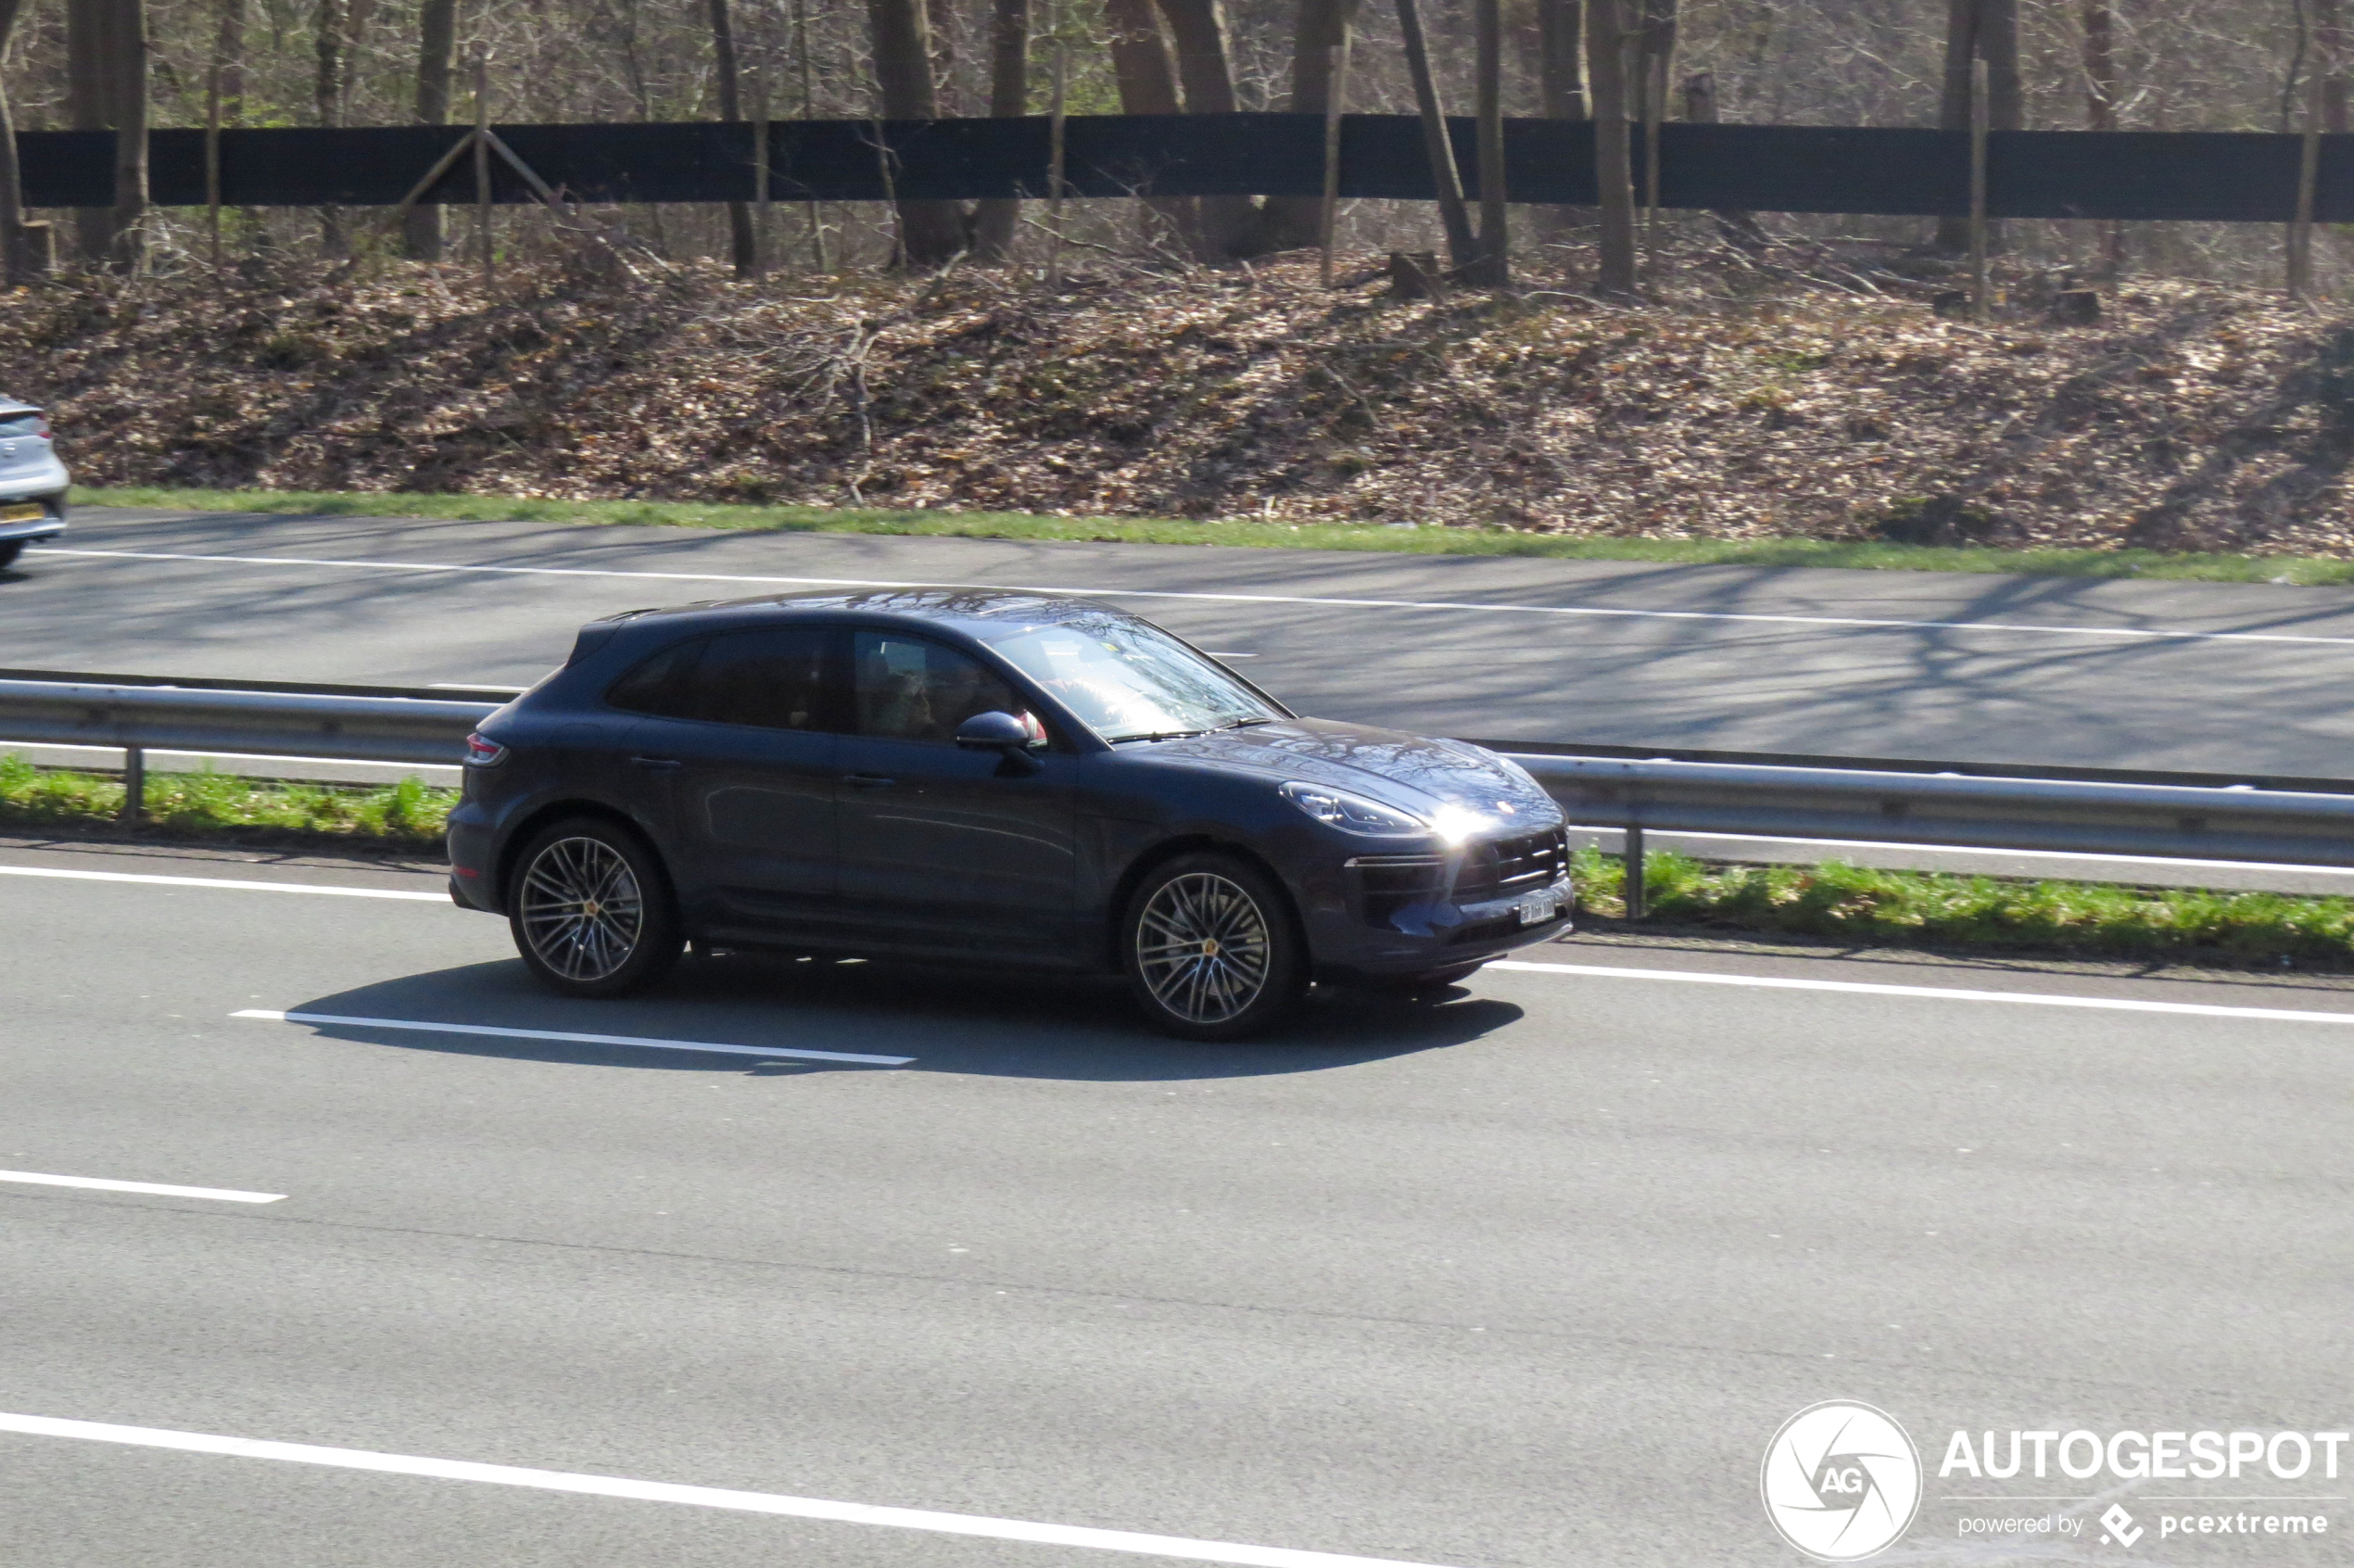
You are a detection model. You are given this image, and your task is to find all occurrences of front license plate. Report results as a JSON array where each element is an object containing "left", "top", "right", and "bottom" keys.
[
  {"left": 0, "top": 504, "right": 44, "bottom": 525},
  {"left": 1515, "top": 887, "right": 1563, "bottom": 926}
]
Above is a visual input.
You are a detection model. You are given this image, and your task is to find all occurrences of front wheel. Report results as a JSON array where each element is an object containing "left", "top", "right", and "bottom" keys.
[
  {"left": 1121, "top": 852, "right": 1307, "bottom": 1042},
  {"left": 0, "top": 541, "right": 24, "bottom": 570},
  {"left": 507, "top": 816, "right": 682, "bottom": 998}
]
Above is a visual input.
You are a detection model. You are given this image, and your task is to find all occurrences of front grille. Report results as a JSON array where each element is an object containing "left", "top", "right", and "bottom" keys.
[{"left": 1349, "top": 826, "right": 1569, "bottom": 929}]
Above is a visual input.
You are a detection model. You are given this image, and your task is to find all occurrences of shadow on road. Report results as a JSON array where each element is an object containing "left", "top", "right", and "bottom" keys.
[{"left": 280, "top": 952, "right": 1524, "bottom": 1082}]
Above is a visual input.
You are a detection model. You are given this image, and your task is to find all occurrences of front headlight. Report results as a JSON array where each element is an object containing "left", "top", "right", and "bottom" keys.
[{"left": 1280, "top": 780, "right": 1430, "bottom": 837}]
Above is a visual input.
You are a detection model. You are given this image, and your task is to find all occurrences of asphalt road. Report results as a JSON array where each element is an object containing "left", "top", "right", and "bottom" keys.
[
  {"left": 5, "top": 841, "right": 2349, "bottom": 1566},
  {"left": 15, "top": 507, "right": 2354, "bottom": 778}
]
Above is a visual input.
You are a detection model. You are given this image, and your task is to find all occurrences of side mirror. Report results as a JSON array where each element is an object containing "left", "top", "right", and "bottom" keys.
[{"left": 955, "top": 711, "right": 1036, "bottom": 751}]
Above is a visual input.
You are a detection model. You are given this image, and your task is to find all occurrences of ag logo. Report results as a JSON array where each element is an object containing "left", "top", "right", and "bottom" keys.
[{"left": 1760, "top": 1400, "right": 1924, "bottom": 1562}]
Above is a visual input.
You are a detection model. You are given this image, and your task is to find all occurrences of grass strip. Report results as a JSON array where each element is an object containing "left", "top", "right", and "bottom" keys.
[
  {"left": 76, "top": 486, "right": 2354, "bottom": 587},
  {"left": 6, "top": 752, "right": 2346, "bottom": 968},
  {"left": 1576, "top": 844, "right": 2354, "bottom": 968},
  {"left": 0, "top": 755, "right": 453, "bottom": 853}
]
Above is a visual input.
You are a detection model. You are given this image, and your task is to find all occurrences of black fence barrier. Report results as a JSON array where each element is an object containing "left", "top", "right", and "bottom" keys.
[{"left": 15, "top": 114, "right": 2352, "bottom": 223}]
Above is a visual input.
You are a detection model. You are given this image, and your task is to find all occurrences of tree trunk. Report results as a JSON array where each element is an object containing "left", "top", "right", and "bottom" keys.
[
  {"left": 109, "top": 0, "right": 148, "bottom": 272},
  {"left": 0, "top": 0, "right": 27, "bottom": 284},
  {"left": 1258, "top": 0, "right": 1359, "bottom": 251},
  {"left": 2320, "top": 0, "right": 2349, "bottom": 133},
  {"left": 68, "top": 0, "right": 120, "bottom": 263},
  {"left": 1470, "top": 0, "right": 1507, "bottom": 285},
  {"left": 707, "top": 0, "right": 758, "bottom": 275},
  {"left": 971, "top": 0, "right": 1029, "bottom": 259},
  {"left": 1538, "top": 0, "right": 1584, "bottom": 119},
  {"left": 867, "top": 0, "right": 969, "bottom": 264},
  {"left": 1101, "top": 0, "right": 1200, "bottom": 255},
  {"left": 1396, "top": 0, "right": 1475, "bottom": 269},
  {"left": 313, "top": 0, "right": 346, "bottom": 255},
  {"left": 1630, "top": 0, "right": 1674, "bottom": 129},
  {"left": 2082, "top": 0, "right": 2121, "bottom": 274},
  {"left": 1936, "top": 0, "right": 2019, "bottom": 251},
  {"left": 1585, "top": 0, "right": 1635, "bottom": 294},
  {"left": 215, "top": 0, "right": 247, "bottom": 122},
  {"left": 405, "top": 0, "right": 458, "bottom": 259},
  {"left": 1155, "top": 0, "right": 1259, "bottom": 257}
]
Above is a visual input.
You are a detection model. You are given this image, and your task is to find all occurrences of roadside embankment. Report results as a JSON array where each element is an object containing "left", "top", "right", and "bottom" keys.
[{"left": 15, "top": 254, "right": 2354, "bottom": 557}]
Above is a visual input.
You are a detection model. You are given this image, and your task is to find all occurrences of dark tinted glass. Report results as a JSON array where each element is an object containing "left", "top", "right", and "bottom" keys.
[
  {"left": 0, "top": 414, "right": 40, "bottom": 439},
  {"left": 604, "top": 639, "right": 703, "bottom": 717},
  {"left": 690, "top": 626, "right": 836, "bottom": 730},
  {"left": 854, "top": 632, "right": 1028, "bottom": 743}
]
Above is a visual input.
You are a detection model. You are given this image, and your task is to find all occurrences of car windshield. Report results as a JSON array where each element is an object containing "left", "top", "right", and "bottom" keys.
[{"left": 986, "top": 615, "right": 1281, "bottom": 742}]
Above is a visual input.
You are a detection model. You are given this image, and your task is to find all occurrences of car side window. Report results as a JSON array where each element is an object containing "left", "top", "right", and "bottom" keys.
[
  {"left": 604, "top": 639, "right": 703, "bottom": 718},
  {"left": 606, "top": 627, "right": 841, "bottom": 731},
  {"left": 690, "top": 626, "right": 838, "bottom": 730},
  {"left": 853, "top": 632, "right": 1029, "bottom": 744}
]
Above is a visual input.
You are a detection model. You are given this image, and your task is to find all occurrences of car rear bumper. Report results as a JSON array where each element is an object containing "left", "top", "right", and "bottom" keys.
[{"left": 0, "top": 481, "right": 69, "bottom": 544}]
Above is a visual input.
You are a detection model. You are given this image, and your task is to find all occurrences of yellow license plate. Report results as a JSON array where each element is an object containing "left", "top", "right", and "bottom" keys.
[{"left": 0, "top": 504, "right": 44, "bottom": 524}]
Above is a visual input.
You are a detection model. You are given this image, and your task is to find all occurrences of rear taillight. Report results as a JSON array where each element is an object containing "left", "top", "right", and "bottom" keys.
[{"left": 463, "top": 732, "right": 509, "bottom": 766}]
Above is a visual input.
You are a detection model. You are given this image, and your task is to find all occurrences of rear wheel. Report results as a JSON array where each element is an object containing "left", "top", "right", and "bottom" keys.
[
  {"left": 1121, "top": 852, "right": 1307, "bottom": 1041},
  {"left": 508, "top": 816, "right": 682, "bottom": 998}
]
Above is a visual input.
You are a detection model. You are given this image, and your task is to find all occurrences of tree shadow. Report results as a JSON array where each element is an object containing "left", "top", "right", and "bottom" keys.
[{"left": 276, "top": 952, "right": 1524, "bottom": 1083}]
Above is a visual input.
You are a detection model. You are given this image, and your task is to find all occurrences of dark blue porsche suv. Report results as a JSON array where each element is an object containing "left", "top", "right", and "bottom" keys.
[{"left": 447, "top": 590, "right": 1572, "bottom": 1039}]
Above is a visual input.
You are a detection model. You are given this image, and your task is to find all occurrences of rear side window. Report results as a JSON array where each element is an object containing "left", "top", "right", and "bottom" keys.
[
  {"left": 0, "top": 413, "right": 40, "bottom": 439},
  {"left": 605, "top": 627, "right": 841, "bottom": 731}
]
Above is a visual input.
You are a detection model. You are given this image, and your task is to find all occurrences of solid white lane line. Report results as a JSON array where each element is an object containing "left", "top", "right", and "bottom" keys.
[
  {"left": 0, "top": 864, "right": 449, "bottom": 900},
  {"left": 234, "top": 1010, "right": 915, "bottom": 1066},
  {"left": 34, "top": 547, "right": 2354, "bottom": 649},
  {"left": 0, "top": 1413, "right": 1456, "bottom": 1568},
  {"left": 0, "top": 1170, "right": 285, "bottom": 1203},
  {"left": 1564, "top": 826, "right": 2354, "bottom": 878},
  {"left": 1491, "top": 959, "right": 2354, "bottom": 1025}
]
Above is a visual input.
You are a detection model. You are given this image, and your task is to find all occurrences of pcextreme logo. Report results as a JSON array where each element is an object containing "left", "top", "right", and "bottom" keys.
[{"left": 1761, "top": 1400, "right": 1925, "bottom": 1562}]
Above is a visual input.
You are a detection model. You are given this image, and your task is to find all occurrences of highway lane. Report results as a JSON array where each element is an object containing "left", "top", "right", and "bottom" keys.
[
  {"left": 13, "top": 506, "right": 2354, "bottom": 776},
  {"left": 4, "top": 842, "right": 2349, "bottom": 1565}
]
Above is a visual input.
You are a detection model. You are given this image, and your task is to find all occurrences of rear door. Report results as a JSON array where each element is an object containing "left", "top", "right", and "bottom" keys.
[
  {"left": 607, "top": 625, "right": 846, "bottom": 946},
  {"left": 834, "top": 630, "right": 1082, "bottom": 961}
]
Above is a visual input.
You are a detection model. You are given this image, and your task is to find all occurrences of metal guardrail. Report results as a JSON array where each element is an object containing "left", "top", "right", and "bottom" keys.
[
  {"left": 5, "top": 678, "right": 2354, "bottom": 902},
  {"left": 0, "top": 677, "right": 498, "bottom": 816},
  {"left": 1504, "top": 753, "right": 2354, "bottom": 917}
]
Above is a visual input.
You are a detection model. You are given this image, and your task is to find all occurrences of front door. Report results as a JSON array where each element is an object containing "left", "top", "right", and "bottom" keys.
[
  {"left": 607, "top": 625, "right": 846, "bottom": 946},
  {"left": 835, "top": 630, "right": 1081, "bottom": 961}
]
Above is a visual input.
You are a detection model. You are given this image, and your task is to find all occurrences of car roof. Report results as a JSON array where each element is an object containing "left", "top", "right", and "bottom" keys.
[
  {"left": 594, "top": 588, "right": 1136, "bottom": 641},
  {"left": 0, "top": 397, "right": 37, "bottom": 415}
]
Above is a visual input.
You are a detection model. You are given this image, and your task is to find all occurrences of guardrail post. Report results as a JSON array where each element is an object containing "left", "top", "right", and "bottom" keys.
[
  {"left": 120, "top": 745, "right": 146, "bottom": 822},
  {"left": 1623, "top": 823, "right": 1647, "bottom": 920}
]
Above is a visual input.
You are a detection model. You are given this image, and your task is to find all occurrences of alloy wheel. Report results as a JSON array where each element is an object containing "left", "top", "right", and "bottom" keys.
[
  {"left": 517, "top": 835, "right": 646, "bottom": 983},
  {"left": 1133, "top": 871, "right": 1273, "bottom": 1027}
]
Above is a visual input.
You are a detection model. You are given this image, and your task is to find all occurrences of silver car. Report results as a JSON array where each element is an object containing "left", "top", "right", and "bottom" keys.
[{"left": 0, "top": 397, "right": 69, "bottom": 569}]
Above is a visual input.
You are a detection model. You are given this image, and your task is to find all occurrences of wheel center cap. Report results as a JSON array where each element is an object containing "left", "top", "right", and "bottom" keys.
[
  {"left": 1201, "top": 938, "right": 1220, "bottom": 957},
  {"left": 583, "top": 901, "right": 601, "bottom": 917}
]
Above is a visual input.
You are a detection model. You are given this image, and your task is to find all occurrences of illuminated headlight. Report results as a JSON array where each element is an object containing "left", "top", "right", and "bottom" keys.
[
  {"left": 1279, "top": 780, "right": 1430, "bottom": 837},
  {"left": 1423, "top": 802, "right": 1496, "bottom": 846}
]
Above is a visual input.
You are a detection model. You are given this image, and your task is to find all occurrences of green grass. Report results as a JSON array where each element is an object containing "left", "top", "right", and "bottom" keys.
[
  {"left": 0, "top": 754, "right": 454, "bottom": 851},
  {"left": 1576, "top": 844, "right": 2354, "bottom": 968},
  {"left": 77, "top": 485, "right": 2354, "bottom": 586},
  {"left": 6, "top": 750, "right": 2346, "bottom": 967}
]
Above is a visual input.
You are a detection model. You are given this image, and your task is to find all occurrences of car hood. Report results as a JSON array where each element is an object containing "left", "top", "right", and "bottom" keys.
[{"left": 1139, "top": 717, "right": 1561, "bottom": 827}]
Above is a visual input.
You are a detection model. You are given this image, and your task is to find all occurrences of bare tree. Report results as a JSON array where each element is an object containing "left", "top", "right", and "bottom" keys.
[
  {"left": 1586, "top": 0, "right": 1635, "bottom": 293},
  {"left": 1470, "top": 0, "right": 1506, "bottom": 284},
  {"left": 68, "top": 0, "right": 120, "bottom": 262},
  {"left": 2320, "top": 0, "right": 2349, "bottom": 132},
  {"left": 313, "top": 0, "right": 347, "bottom": 255},
  {"left": 1259, "top": 0, "right": 1360, "bottom": 252},
  {"left": 867, "top": 0, "right": 968, "bottom": 263},
  {"left": 707, "top": 0, "right": 758, "bottom": 275},
  {"left": 405, "top": 0, "right": 459, "bottom": 259},
  {"left": 970, "top": 0, "right": 1029, "bottom": 259},
  {"left": 0, "top": 0, "right": 29, "bottom": 283},
  {"left": 1103, "top": 0, "right": 1202, "bottom": 253},
  {"left": 1539, "top": 0, "right": 1585, "bottom": 119},
  {"left": 110, "top": 0, "right": 149, "bottom": 270},
  {"left": 1156, "top": 0, "right": 1260, "bottom": 256},
  {"left": 1937, "top": 0, "right": 2019, "bottom": 252}
]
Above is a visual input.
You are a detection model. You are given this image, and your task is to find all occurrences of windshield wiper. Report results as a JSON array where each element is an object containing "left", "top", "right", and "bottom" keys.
[
  {"left": 1214, "top": 716, "right": 1278, "bottom": 729},
  {"left": 1108, "top": 728, "right": 1210, "bottom": 743}
]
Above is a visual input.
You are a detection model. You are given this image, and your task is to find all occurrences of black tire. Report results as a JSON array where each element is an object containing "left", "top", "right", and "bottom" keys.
[
  {"left": 1364, "top": 961, "right": 1487, "bottom": 993},
  {"left": 1120, "top": 851, "right": 1308, "bottom": 1041},
  {"left": 507, "top": 816, "right": 683, "bottom": 998},
  {"left": 0, "top": 541, "right": 24, "bottom": 570}
]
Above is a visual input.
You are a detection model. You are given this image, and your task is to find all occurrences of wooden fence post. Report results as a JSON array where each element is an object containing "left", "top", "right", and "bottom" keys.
[
  {"left": 1969, "top": 56, "right": 1989, "bottom": 322},
  {"left": 474, "top": 50, "right": 493, "bottom": 292},
  {"left": 2292, "top": 72, "right": 2322, "bottom": 302},
  {"left": 1319, "top": 32, "right": 1351, "bottom": 288}
]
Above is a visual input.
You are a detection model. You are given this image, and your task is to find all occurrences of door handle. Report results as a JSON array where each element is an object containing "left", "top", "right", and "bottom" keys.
[
  {"left": 844, "top": 773, "right": 896, "bottom": 789},
  {"left": 629, "top": 755, "right": 681, "bottom": 771}
]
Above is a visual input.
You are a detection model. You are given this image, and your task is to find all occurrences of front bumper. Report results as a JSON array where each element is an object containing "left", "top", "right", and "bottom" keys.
[{"left": 1304, "top": 824, "right": 1576, "bottom": 980}]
